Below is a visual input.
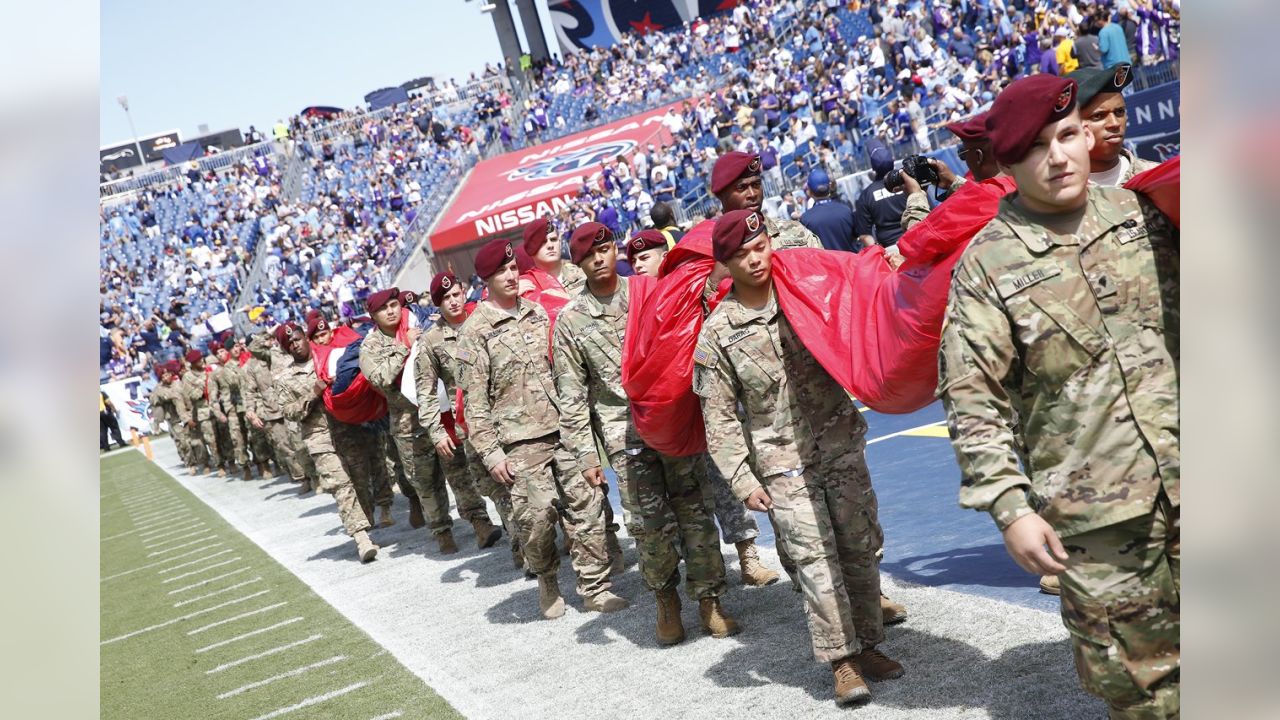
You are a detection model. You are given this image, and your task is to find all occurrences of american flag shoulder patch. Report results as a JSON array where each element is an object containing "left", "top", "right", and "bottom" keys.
[{"left": 693, "top": 344, "right": 716, "bottom": 368}]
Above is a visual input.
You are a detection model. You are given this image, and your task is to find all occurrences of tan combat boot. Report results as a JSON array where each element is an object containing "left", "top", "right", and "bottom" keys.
[
  {"left": 881, "top": 594, "right": 908, "bottom": 625},
  {"left": 408, "top": 494, "right": 426, "bottom": 529},
  {"left": 436, "top": 529, "right": 459, "bottom": 555},
  {"left": 698, "top": 597, "right": 741, "bottom": 638},
  {"left": 538, "top": 573, "right": 566, "bottom": 619},
  {"left": 1040, "top": 574, "right": 1061, "bottom": 595},
  {"left": 217, "top": 466, "right": 227, "bottom": 478},
  {"left": 378, "top": 506, "right": 395, "bottom": 528},
  {"left": 655, "top": 588, "right": 685, "bottom": 646},
  {"left": 242, "top": 465, "right": 254, "bottom": 481},
  {"left": 257, "top": 461, "right": 270, "bottom": 478},
  {"left": 299, "top": 479, "right": 312, "bottom": 494},
  {"left": 583, "top": 590, "right": 630, "bottom": 613},
  {"left": 735, "top": 540, "right": 780, "bottom": 587},
  {"left": 855, "top": 647, "right": 904, "bottom": 681},
  {"left": 471, "top": 517, "right": 502, "bottom": 548},
  {"left": 832, "top": 656, "right": 872, "bottom": 706},
  {"left": 353, "top": 530, "right": 379, "bottom": 563}
]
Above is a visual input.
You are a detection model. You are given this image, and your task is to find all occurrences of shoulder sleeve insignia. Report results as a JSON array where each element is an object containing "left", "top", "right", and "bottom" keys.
[{"left": 693, "top": 344, "right": 717, "bottom": 368}]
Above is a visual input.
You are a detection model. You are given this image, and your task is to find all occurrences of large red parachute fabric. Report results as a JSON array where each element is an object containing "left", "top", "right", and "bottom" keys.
[
  {"left": 1123, "top": 155, "right": 1180, "bottom": 227},
  {"left": 310, "top": 315, "right": 411, "bottom": 425}
]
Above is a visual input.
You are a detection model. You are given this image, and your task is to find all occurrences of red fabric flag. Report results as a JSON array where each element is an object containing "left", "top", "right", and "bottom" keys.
[
  {"left": 311, "top": 317, "right": 409, "bottom": 425},
  {"left": 1123, "top": 155, "right": 1179, "bottom": 228}
]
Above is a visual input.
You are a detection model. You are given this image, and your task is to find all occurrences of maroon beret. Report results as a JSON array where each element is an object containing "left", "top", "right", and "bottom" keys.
[
  {"left": 712, "top": 209, "right": 768, "bottom": 262},
  {"left": 305, "top": 308, "right": 324, "bottom": 323},
  {"left": 945, "top": 111, "right": 989, "bottom": 142},
  {"left": 184, "top": 349, "right": 203, "bottom": 364},
  {"left": 985, "top": 75, "right": 1078, "bottom": 165},
  {"left": 474, "top": 239, "right": 515, "bottom": 279},
  {"left": 710, "top": 151, "right": 763, "bottom": 194},
  {"left": 522, "top": 217, "right": 551, "bottom": 256},
  {"left": 626, "top": 229, "right": 668, "bottom": 262},
  {"left": 399, "top": 289, "right": 419, "bottom": 307},
  {"left": 429, "top": 271, "right": 458, "bottom": 306},
  {"left": 165, "top": 360, "right": 182, "bottom": 375},
  {"left": 305, "top": 313, "right": 331, "bottom": 338},
  {"left": 207, "top": 341, "right": 222, "bottom": 353},
  {"left": 272, "top": 323, "right": 294, "bottom": 346},
  {"left": 365, "top": 287, "right": 399, "bottom": 314},
  {"left": 569, "top": 222, "right": 613, "bottom": 264},
  {"left": 514, "top": 243, "right": 535, "bottom": 274}
]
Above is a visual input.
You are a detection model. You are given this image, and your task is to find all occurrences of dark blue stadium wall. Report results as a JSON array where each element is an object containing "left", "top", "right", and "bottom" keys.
[{"left": 549, "top": 0, "right": 744, "bottom": 53}]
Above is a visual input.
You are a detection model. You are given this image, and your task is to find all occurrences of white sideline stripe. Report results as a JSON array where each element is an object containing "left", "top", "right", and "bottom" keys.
[
  {"left": 143, "top": 527, "right": 213, "bottom": 550},
  {"left": 100, "top": 529, "right": 139, "bottom": 541},
  {"left": 247, "top": 680, "right": 370, "bottom": 720},
  {"left": 154, "top": 548, "right": 234, "bottom": 575},
  {"left": 215, "top": 655, "right": 347, "bottom": 699},
  {"left": 125, "top": 496, "right": 184, "bottom": 514},
  {"left": 146, "top": 534, "right": 219, "bottom": 557},
  {"left": 186, "top": 602, "right": 288, "bottom": 635},
  {"left": 158, "top": 558, "right": 242, "bottom": 584},
  {"left": 174, "top": 577, "right": 263, "bottom": 608},
  {"left": 866, "top": 420, "right": 947, "bottom": 445},
  {"left": 117, "top": 486, "right": 170, "bottom": 501},
  {"left": 205, "top": 633, "right": 322, "bottom": 674},
  {"left": 368, "top": 713, "right": 403, "bottom": 720},
  {"left": 101, "top": 590, "right": 272, "bottom": 645},
  {"left": 129, "top": 502, "right": 188, "bottom": 523},
  {"left": 131, "top": 512, "right": 195, "bottom": 531},
  {"left": 101, "top": 543, "right": 225, "bottom": 581},
  {"left": 121, "top": 492, "right": 176, "bottom": 509},
  {"left": 166, "top": 567, "right": 252, "bottom": 594},
  {"left": 138, "top": 520, "right": 206, "bottom": 542},
  {"left": 194, "top": 617, "right": 305, "bottom": 653}
]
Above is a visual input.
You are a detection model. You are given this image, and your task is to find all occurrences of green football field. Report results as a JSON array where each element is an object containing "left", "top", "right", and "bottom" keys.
[{"left": 100, "top": 451, "right": 461, "bottom": 720}]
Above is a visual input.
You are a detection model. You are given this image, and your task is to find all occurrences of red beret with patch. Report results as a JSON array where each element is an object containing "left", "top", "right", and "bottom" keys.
[
  {"left": 712, "top": 209, "right": 768, "bottom": 262},
  {"left": 569, "top": 222, "right": 613, "bottom": 264},
  {"left": 945, "top": 111, "right": 989, "bottom": 142},
  {"left": 272, "top": 323, "right": 296, "bottom": 346},
  {"left": 522, "top": 217, "right": 551, "bottom": 256},
  {"left": 207, "top": 341, "right": 222, "bottom": 353},
  {"left": 429, "top": 271, "right": 458, "bottom": 306},
  {"left": 365, "top": 287, "right": 399, "bottom": 314},
  {"left": 305, "top": 313, "right": 331, "bottom": 338},
  {"left": 305, "top": 308, "right": 323, "bottom": 323},
  {"left": 710, "top": 151, "right": 764, "bottom": 194},
  {"left": 985, "top": 75, "right": 1078, "bottom": 165},
  {"left": 474, "top": 239, "right": 515, "bottom": 279},
  {"left": 165, "top": 360, "right": 182, "bottom": 375},
  {"left": 514, "top": 243, "right": 535, "bottom": 274},
  {"left": 399, "top": 289, "right": 419, "bottom": 307},
  {"left": 626, "top": 229, "right": 668, "bottom": 262},
  {"left": 184, "top": 349, "right": 203, "bottom": 364}
]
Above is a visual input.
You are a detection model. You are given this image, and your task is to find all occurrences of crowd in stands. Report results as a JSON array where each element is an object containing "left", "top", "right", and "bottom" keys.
[{"left": 100, "top": 0, "right": 1180, "bottom": 377}]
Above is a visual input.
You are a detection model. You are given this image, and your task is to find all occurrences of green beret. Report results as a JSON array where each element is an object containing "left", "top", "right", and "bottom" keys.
[{"left": 1066, "top": 64, "right": 1134, "bottom": 107}]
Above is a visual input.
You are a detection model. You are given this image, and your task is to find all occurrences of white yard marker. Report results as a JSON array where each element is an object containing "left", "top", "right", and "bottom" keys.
[
  {"left": 154, "top": 548, "right": 234, "bottom": 575},
  {"left": 129, "top": 503, "right": 188, "bottom": 524},
  {"left": 143, "top": 528, "right": 214, "bottom": 550},
  {"left": 130, "top": 512, "right": 195, "bottom": 532},
  {"left": 215, "top": 655, "right": 347, "bottom": 699},
  {"left": 158, "top": 558, "right": 243, "bottom": 584},
  {"left": 204, "top": 633, "right": 322, "bottom": 674},
  {"left": 186, "top": 602, "right": 288, "bottom": 636},
  {"left": 100, "top": 590, "right": 271, "bottom": 646},
  {"left": 173, "top": 577, "right": 263, "bottom": 608},
  {"left": 194, "top": 617, "right": 304, "bottom": 654},
  {"left": 137, "top": 520, "right": 206, "bottom": 542},
  {"left": 100, "top": 529, "right": 139, "bottom": 542},
  {"left": 146, "top": 534, "right": 219, "bottom": 557},
  {"left": 120, "top": 492, "right": 176, "bottom": 509},
  {"left": 866, "top": 420, "right": 948, "bottom": 445},
  {"left": 101, "top": 543, "right": 225, "bottom": 581},
  {"left": 126, "top": 496, "right": 184, "bottom": 514},
  {"left": 166, "top": 567, "right": 252, "bottom": 595},
  {"left": 247, "top": 680, "right": 370, "bottom": 720},
  {"left": 368, "top": 713, "right": 404, "bottom": 720}
]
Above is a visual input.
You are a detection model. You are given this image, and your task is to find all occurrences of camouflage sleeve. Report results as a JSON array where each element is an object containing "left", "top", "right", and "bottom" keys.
[
  {"left": 277, "top": 372, "right": 314, "bottom": 424},
  {"left": 551, "top": 317, "right": 601, "bottom": 471},
  {"left": 358, "top": 335, "right": 409, "bottom": 394},
  {"left": 182, "top": 374, "right": 202, "bottom": 403},
  {"left": 900, "top": 190, "right": 931, "bottom": 232},
  {"left": 692, "top": 330, "right": 762, "bottom": 502},
  {"left": 242, "top": 367, "right": 262, "bottom": 417},
  {"left": 938, "top": 255, "right": 1035, "bottom": 531},
  {"left": 210, "top": 372, "right": 229, "bottom": 419},
  {"left": 172, "top": 387, "right": 192, "bottom": 423},
  {"left": 413, "top": 335, "right": 445, "bottom": 445},
  {"left": 148, "top": 390, "right": 166, "bottom": 425},
  {"left": 456, "top": 334, "right": 505, "bottom": 471}
]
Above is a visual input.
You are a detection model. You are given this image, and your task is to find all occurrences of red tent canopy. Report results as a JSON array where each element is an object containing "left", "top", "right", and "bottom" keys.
[{"left": 429, "top": 102, "right": 682, "bottom": 253}]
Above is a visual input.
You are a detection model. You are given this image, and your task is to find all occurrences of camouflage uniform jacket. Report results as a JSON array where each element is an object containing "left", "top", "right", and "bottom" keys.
[
  {"left": 242, "top": 355, "right": 283, "bottom": 421},
  {"left": 456, "top": 297, "right": 560, "bottom": 470},
  {"left": 552, "top": 278, "right": 641, "bottom": 470},
  {"left": 938, "top": 185, "right": 1179, "bottom": 538},
  {"left": 693, "top": 292, "right": 868, "bottom": 501},
  {"left": 167, "top": 377, "right": 193, "bottom": 424},
  {"left": 1119, "top": 148, "right": 1159, "bottom": 185},
  {"left": 273, "top": 356, "right": 338, "bottom": 452},
  {"left": 413, "top": 316, "right": 466, "bottom": 445},
  {"left": 180, "top": 367, "right": 214, "bottom": 420},
  {"left": 148, "top": 385, "right": 169, "bottom": 428},
  {"left": 557, "top": 261, "right": 587, "bottom": 295},
  {"left": 358, "top": 327, "right": 416, "bottom": 425},
  {"left": 211, "top": 362, "right": 246, "bottom": 417},
  {"left": 765, "top": 216, "right": 823, "bottom": 250}
]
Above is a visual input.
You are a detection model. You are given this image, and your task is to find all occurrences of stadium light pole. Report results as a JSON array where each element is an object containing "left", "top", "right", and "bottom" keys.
[{"left": 116, "top": 95, "right": 143, "bottom": 163}]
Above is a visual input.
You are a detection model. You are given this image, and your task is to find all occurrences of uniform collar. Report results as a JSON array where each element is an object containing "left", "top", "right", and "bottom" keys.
[
  {"left": 997, "top": 186, "right": 1128, "bottom": 253},
  {"left": 723, "top": 288, "right": 778, "bottom": 328},
  {"left": 581, "top": 277, "right": 628, "bottom": 319},
  {"left": 481, "top": 296, "right": 533, "bottom": 325}
]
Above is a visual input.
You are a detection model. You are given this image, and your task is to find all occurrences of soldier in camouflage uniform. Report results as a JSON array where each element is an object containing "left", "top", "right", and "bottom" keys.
[
  {"left": 274, "top": 322, "right": 379, "bottom": 562},
  {"left": 711, "top": 151, "right": 824, "bottom": 251},
  {"left": 457, "top": 239, "right": 626, "bottom": 620},
  {"left": 1067, "top": 64, "right": 1158, "bottom": 187},
  {"left": 938, "top": 75, "right": 1178, "bottom": 719},
  {"left": 415, "top": 271, "right": 509, "bottom": 551},
  {"left": 234, "top": 336, "right": 276, "bottom": 477},
  {"left": 555, "top": 223, "right": 737, "bottom": 645},
  {"left": 211, "top": 343, "right": 252, "bottom": 480},
  {"left": 245, "top": 331, "right": 307, "bottom": 485},
  {"left": 522, "top": 217, "right": 587, "bottom": 296},
  {"left": 180, "top": 348, "right": 223, "bottom": 475},
  {"left": 694, "top": 209, "right": 902, "bottom": 707},
  {"left": 359, "top": 288, "right": 472, "bottom": 553},
  {"left": 152, "top": 363, "right": 194, "bottom": 468}
]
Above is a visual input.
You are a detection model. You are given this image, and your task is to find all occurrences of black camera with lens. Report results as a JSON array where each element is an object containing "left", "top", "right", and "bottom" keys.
[{"left": 883, "top": 154, "right": 939, "bottom": 193}]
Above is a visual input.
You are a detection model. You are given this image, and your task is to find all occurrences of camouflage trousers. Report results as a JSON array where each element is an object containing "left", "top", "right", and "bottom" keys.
[
  {"left": 702, "top": 454, "right": 760, "bottom": 544},
  {"left": 390, "top": 425, "right": 455, "bottom": 536},
  {"left": 506, "top": 435, "right": 611, "bottom": 598},
  {"left": 612, "top": 448, "right": 726, "bottom": 599},
  {"left": 195, "top": 413, "right": 223, "bottom": 467},
  {"left": 171, "top": 422, "right": 196, "bottom": 467},
  {"left": 765, "top": 447, "right": 884, "bottom": 663},
  {"left": 360, "top": 427, "right": 396, "bottom": 511},
  {"left": 244, "top": 413, "right": 273, "bottom": 467},
  {"left": 287, "top": 419, "right": 317, "bottom": 481},
  {"left": 215, "top": 410, "right": 249, "bottom": 466},
  {"left": 298, "top": 412, "right": 370, "bottom": 538},
  {"left": 458, "top": 438, "right": 516, "bottom": 548},
  {"left": 263, "top": 418, "right": 306, "bottom": 481},
  {"left": 440, "top": 437, "right": 506, "bottom": 526},
  {"left": 1059, "top": 491, "right": 1180, "bottom": 719},
  {"left": 329, "top": 420, "right": 380, "bottom": 522}
]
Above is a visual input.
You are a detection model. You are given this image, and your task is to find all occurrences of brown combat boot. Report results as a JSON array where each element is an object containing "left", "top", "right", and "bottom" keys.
[
  {"left": 854, "top": 647, "right": 904, "bottom": 681},
  {"left": 299, "top": 479, "right": 312, "bottom": 494},
  {"left": 538, "top": 573, "right": 566, "bottom": 619},
  {"left": 583, "top": 590, "right": 630, "bottom": 613},
  {"left": 471, "top": 517, "right": 502, "bottom": 548},
  {"left": 408, "top": 495, "right": 426, "bottom": 528},
  {"left": 353, "top": 530, "right": 379, "bottom": 563},
  {"left": 698, "top": 597, "right": 741, "bottom": 638},
  {"left": 378, "top": 506, "right": 395, "bottom": 528},
  {"left": 242, "top": 465, "right": 254, "bottom": 481},
  {"left": 881, "top": 594, "right": 908, "bottom": 625},
  {"left": 435, "top": 529, "right": 459, "bottom": 555},
  {"left": 257, "top": 461, "right": 270, "bottom": 478},
  {"left": 655, "top": 589, "right": 685, "bottom": 646},
  {"left": 735, "top": 540, "right": 780, "bottom": 587},
  {"left": 832, "top": 656, "right": 872, "bottom": 706},
  {"left": 1039, "top": 574, "right": 1061, "bottom": 595}
]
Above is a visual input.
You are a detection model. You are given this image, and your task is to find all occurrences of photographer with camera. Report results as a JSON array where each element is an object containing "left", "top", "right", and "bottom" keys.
[
  {"left": 899, "top": 114, "right": 998, "bottom": 232},
  {"left": 854, "top": 142, "right": 910, "bottom": 250}
]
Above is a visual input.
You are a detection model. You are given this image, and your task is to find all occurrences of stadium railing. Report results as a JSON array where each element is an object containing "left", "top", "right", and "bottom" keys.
[{"left": 99, "top": 140, "right": 282, "bottom": 198}]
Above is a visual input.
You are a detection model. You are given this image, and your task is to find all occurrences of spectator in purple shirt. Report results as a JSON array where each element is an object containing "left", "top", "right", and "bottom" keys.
[{"left": 1038, "top": 35, "right": 1061, "bottom": 75}]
